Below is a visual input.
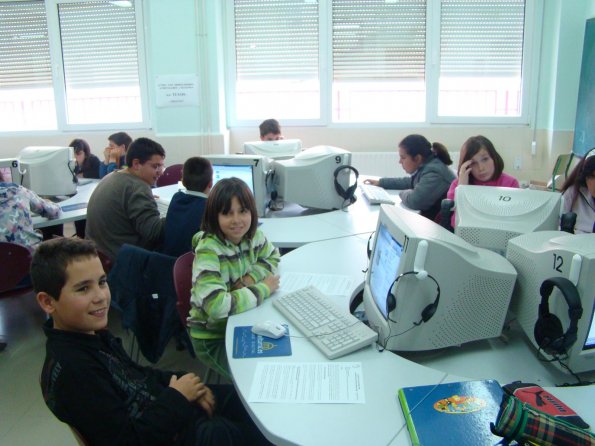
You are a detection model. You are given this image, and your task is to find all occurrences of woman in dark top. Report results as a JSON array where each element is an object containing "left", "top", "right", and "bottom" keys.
[{"left": 70, "top": 138, "right": 100, "bottom": 179}]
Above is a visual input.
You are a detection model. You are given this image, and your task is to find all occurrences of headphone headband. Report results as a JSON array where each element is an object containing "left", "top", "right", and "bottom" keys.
[
  {"left": 535, "top": 276, "right": 582, "bottom": 356},
  {"left": 334, "top": 165, "right": 359, "bottom": 205}
]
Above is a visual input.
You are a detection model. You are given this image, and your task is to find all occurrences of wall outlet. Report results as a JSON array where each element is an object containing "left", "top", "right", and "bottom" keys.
[{"left": 514, "top": 156, "right": 522, "bottom": 170}]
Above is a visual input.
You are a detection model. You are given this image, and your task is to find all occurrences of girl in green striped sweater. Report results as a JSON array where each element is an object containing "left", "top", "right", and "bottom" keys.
[{"left": 188, "top": 178, "right": 280, "bottom": 379}]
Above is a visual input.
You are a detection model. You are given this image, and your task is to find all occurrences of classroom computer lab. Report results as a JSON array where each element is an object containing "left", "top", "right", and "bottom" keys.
[{"left": 1, "top": 1, "right": 594, "bottom": 445}]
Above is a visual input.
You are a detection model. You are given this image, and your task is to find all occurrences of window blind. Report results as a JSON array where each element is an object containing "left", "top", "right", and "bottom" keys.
[
  {"left": 58, "top": 1, "right": 139, "bottom": 89},
  {"left": 440, "top": 0, "right": 525, "bottom": 77},
  {"left": 332, "top": 0, "right": 426, "bottom": 80},
  {"left": 0, "top": 1, "right": 52, "bottom": 89},
  {"left": 234, "top": 0, "right": 319, "bottom": 80}
]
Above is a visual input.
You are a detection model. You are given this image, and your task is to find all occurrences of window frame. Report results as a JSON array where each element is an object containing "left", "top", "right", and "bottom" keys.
[
  {"left": 0, "top": 0, "right": 150, "bottom": 134},
  {"left": 224, "top": 0, "right": 539, "bottom": 128}
]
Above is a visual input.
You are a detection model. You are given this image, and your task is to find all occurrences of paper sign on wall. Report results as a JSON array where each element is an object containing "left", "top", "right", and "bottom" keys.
[{"left": 155, "top": 75, "right": 199, "bottom": 107}]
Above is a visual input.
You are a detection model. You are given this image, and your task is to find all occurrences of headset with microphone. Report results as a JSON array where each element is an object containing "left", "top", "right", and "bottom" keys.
[
  {"left": 533, "top": 276, "right": 582, "bottom": 357},
  {"left": 333, "top": 165, "right": 359, "bottom": 205},
  {"left": 385, "top": 270, "right": 441, "bottom": 326}
]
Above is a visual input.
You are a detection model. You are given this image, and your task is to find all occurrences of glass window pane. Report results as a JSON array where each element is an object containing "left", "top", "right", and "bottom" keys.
[
  {"left": 438, "top": 0, "right": 525, "bottom": 117},
  {"left": 0, "top": 1, "right": 57, "bottom": 131},
  {"left": 332, "top": 0, "right": 426, "bottom": 123},
  {"left": 58, "top": 1, "right": 142, "bottom": 125},
  {"left": 233, "top": 0, "right": 320, "bottom": 120}
]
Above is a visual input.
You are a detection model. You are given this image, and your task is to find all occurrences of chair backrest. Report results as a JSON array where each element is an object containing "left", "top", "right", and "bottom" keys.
[
  {"left": 0, "top": 242, "right": 32, "bottom": 293},
  {"left": 173, "top": 251, "right": 195, "bottom": 325},
  {"left": 156, "top": 163, "right": 183, "bottom": 187},
  {"left": 551, "top": 153, "right": 575, "bottom": 191}
]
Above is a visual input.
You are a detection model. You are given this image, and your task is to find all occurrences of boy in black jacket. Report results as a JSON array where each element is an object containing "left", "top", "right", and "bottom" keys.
[{"left": 32, "top": 237, "right": 269, "bottom": 446}]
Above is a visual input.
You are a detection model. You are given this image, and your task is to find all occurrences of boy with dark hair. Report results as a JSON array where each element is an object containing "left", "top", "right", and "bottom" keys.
[
  {"left": 86, "top": 137, "right": 166, "bottom": 260},
  {"left": 258, "top": 119, "right": 283, "bottom": 141},
  {"left": 162, "top": 157, "right": 213, "bottom": 257},
  {"left": 33, "top": 237, "right": 270, "bottom": 446}
]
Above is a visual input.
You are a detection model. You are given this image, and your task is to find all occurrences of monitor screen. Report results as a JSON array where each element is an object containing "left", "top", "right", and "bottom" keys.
[
  {"left": 369, "top": 222, "right": 403, "bottom": 319},
  {"left": 363, "top": 204, "right": 517, "bottom": 352},
  {"left": 584, "top": 304, "right": 595, "bottom": 350},
  {"left": 204, "top": 154, "right": 269, "bottom": 217},
  {"left": 212, "top": 164, "right": 255, "bottom": 196}
]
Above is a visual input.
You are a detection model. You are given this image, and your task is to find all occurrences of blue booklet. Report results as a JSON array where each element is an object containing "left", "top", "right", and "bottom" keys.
[
  {"left": 398, "top": 379, "right": 504, "bottom": 446},
  {"left": 232, "top": 325, "right": 292, "bottom": 358}
]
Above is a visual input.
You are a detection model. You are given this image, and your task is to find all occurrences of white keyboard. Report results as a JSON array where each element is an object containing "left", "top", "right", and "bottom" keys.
[
  {"left": 360, "top": 184, "right": 395, "bottom": 205},
  {"left": 273, "top": 286, "right": 378, "bottom": 359},
  {"left": 156, "top": 198, "right": 170, "bottom": 217}
]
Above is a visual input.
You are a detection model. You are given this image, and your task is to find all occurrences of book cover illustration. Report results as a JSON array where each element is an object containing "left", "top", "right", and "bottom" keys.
[
  {"left": 232, "top": 325, "right": 292, "bottom": 358},
  {"left": 398, "top": 379, "right": 504, "bottom": 446}
]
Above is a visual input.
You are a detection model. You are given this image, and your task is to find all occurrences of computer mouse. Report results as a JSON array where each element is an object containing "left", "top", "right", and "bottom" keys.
[{"left": 251, "top": 320, "right": 287, "bottom": 339}]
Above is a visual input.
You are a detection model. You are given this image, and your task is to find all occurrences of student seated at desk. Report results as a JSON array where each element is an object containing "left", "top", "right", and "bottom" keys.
[
  {"left": 70, "top": 138, "right": 100, "bottom": 238},
  {"left": 99, "top": 132, "right": 132, "bottom": 178},
  {"left": 446, "top": 135, "right": 519, "bottom": 228},
  {"left": 86, "top": 137, "right": 165, "bottom": 261},
  {"left": 561, "top": 150, "right": 595, "bottom": 234},
  {"left": 259, "top": 118, "right": 283, "bottom": 141},
  {"left": 189, "top": 178, "right": 280, "bottom": 380},
  {"left": 0, "top": 169, "right": 60, "bottom": 250},
  {"left": 162, "top": 157, "right": 213, "bottom": 257},
  {"left": 33, "top": 237, "right": 271, "bottom": 446},
  {"left": 71, "top": 138, "right": 100, "bottom": 179},
  {"left": 364, "top": 134, "right": 455, "bottom": 220}
]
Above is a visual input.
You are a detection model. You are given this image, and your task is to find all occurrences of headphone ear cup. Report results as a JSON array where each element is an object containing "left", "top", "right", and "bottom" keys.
[
  {"left": 534, "top": 313, "right": 564, "bottom": 354},
  {"left": 421, "top": 303, "right": 437, "bottom": 323}
]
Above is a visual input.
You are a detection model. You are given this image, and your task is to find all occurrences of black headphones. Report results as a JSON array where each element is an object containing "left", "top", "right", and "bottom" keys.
[
  {"left": 334, "top": 165, "right": 359, "bottom": 205},
  {"left": 386, "top": 271, "right": 441, "bottom": 325},
  {"left": 534, "top": 277, "right": 583, "bottom": 356}
]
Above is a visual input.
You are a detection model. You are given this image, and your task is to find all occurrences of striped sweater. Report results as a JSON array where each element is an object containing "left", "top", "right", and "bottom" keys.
[{"left": 188, "top": 229, "right": 280, "bottom": 339}]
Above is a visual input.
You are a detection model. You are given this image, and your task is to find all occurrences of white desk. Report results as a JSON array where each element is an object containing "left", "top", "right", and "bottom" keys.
[
  {"left": 32, "top": 180, "right": 99, "bottom": 228},
  {"left": 225, "top": 236, "right": 595, "bottom": 446}
]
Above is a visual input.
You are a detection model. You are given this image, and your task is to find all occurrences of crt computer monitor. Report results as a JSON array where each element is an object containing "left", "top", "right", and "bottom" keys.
[
  {"left": 243, "top": 139, "right": 302, "bottom": 159},
  {"left": 204, "top": 154, "right": 269, "bottom": 217},
  {"left": 454, "top": 185, "right": 561, "bottom": 256},
  {"left": 506, "top": 231, "right": 595, "bottom": 373},
  {"left": 18, "top": 146, "right": 77, "bottom": 196},
  {"left": 363, "top": 204, "right": 518, "bottom": 352},
  {"left": 271, "top": 145, "right": 353, "bottom": 210}
]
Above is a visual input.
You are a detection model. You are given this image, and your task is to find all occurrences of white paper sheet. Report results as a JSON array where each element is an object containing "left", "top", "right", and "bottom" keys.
[
  {"left": 280, "top": 272, "right": 356, "bottom": 297},
  {"left": 248, "top": 362, "right": 365, "bottom": 404}
]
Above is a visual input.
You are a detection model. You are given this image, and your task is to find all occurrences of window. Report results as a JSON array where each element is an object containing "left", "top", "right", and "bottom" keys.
[
  {"left": 232, "top": 0, "right": 320, "bottom": 120},
  {"left": 227, "top": 0, "right": 531, "bottom": 125},
  {"left": 0, "top": 0, "right": 146, "bottom": 132}
]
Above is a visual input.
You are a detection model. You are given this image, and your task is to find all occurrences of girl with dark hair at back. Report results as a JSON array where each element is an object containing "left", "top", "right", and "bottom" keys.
[
  {"left": 446, "top": 135, "right": 519, "bottom": 228},
  {"left": 189, "top": 178, "right": 280, "bottom": 379},
  {"left": 364, "top": 134, "right": 455, "bottom": 220},
  {"left": 561, "top": 150, "right": 595, "bottom": 234},
  {"left": 70, "top": 138, "right": 100, "bottom": 179}
]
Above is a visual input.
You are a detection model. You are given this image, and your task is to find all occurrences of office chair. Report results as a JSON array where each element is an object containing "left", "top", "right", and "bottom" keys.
[
  {"left": 173, "top": 251, "right": 195, "bottom": 328},
  {"left": 0, "top": 242, "right": 33, "bottom": 296},
  {"left": 156, "top": 164, "right": 183, "bottom": 187},
  {"left": 550, "top": 153, "right": 575, "bottom": 191},
  {"left": 438, "top": 199, "right": 455, "bottom": 232},
  {"left": 69, "top": 425, "right": 91, "bottom": 446},
  {"left": 173, "top": 251, "right": 220, "bottom": 383}
]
